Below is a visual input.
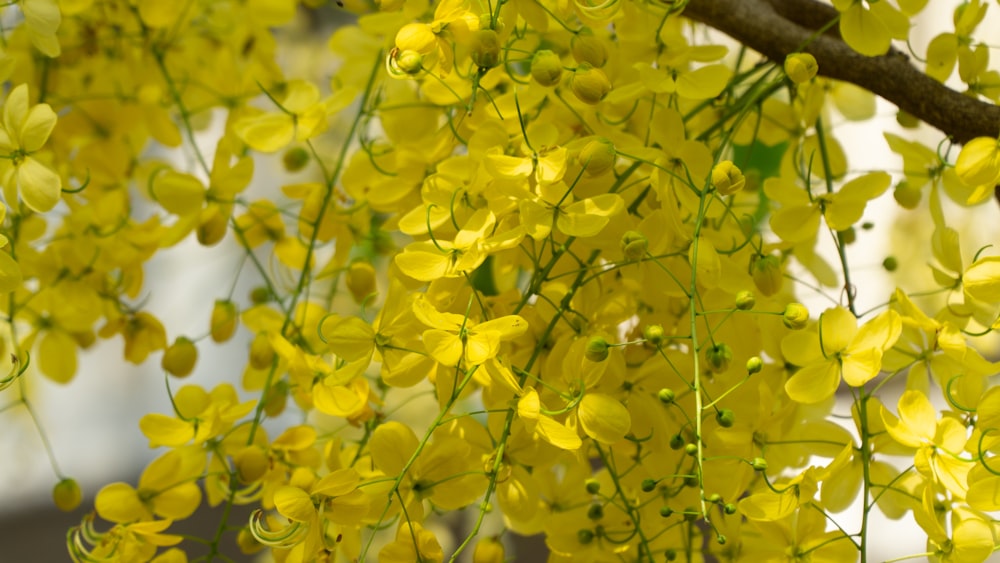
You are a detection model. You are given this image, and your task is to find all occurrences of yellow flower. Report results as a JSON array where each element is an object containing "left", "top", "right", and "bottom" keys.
[
  {"left": 0, "top": 84, "right": 61, "bottom": 212},
  {"left": 882, "top": 390, "right": 972, "bottom": 496},
  {"left": 955, "top": 136, "right": 1000, "bottom": 188},
  {"left": 412, "top": 295, "right": 528, "bottom": 366},
  {"left": 784, "top": 306, "right": 901, "bottom": 404}
]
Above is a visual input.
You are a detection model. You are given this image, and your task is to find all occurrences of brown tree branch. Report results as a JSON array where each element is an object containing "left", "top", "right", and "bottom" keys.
[{"left": 683, "top": 0, "right": 1000, "bottom": 145}]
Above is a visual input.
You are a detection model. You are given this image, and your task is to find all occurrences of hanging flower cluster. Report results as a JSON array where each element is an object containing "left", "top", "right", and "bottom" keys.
[{"left": 0, "top": 0, "right": 998, "bottom": 562}]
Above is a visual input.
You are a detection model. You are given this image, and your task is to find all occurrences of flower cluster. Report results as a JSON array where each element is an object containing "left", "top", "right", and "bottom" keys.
[{"left": 0, "top": 1, "right": 998, "bottom": 562}]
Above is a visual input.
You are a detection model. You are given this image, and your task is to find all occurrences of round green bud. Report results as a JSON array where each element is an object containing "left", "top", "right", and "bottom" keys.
[
  {"left": 531, "top": 50, "right": 563, "bottom": 87},
  {"left": 571, "top": 29, "right": 608, "bottom": 67},
  {"left": 282, "top": 146, "right": 310, "bottom": 172},
  {"left": 585, "top": 479, "right": 601, "bottom": 494},
  {"left": 746, "top": 356, "right": 764, "bottom": 374},
  {"left": 784, "top": 52, "right": 818, "bottom": 84},
  {"left": 641, "top": 478, "right": 657, "bottom": 492},
  {"left": 669, "top": 434, "right": 685, "bottom": 450},
  {"left": 717, "top": 534, "right": 727, "bottom": 545},
  {"left": 580, "top": 137, "right": 617, "bottom": 176},
  {"left": 893, "top": 181, "right": 921, "bottom": 209},
  {"left": 861, "top": 221, "right": 874, "bottom": 230},
  {"left": 782, "top": 303, "right": 809, "bottom": 330},
  {"left": 723, "top": 503, "right": 737, "bottom": 515},
  {"left": 250, "top": 286, "right": 272, "bottom": 304},
  {"left": 715, "top": 408, "right": 735, "bottom": 428},
  {"left": 839, "top": 227, "right": 856, "bottom": 245},
  {"left": 751, "top": 254, "right": 783, "bottom": 297},
  {"left": 53, "top": 478, "right": 82, "bottom": 512},
  {"left": 644, "top": 324, "right": 665, "bottom": 347},
  {"left": 620, "top": 230, "right": 648, "bottom": 262},
  {"left": 706, "top": 493, "right": 722, "bottom": 504},
  {"left": 394, "top": 49, "right": 424, "bottom": 74},
  {"left": 684, "top": 443, "right": 699, "bottom": 456},
  {"left": 659, "top": 506, "right": 673, "bottom": 517},
  {"left": 751, "top": 457, "right": 768, "bottom": 471},
  {"left": 658, "top": 388, "right": 675, "bottom": 404},
  {"left": 577, "top": 529, "right": 595, "bottom": 544},
  {"left": 471, "top": 29, "right": 501, "bottom": 69},
  {"left": 683, "top": 475, "right": 698, "bottom": 487},
  {"left": 896, "top": 109, "right": 919, "bottom": 128},
  {"left": 735, "top": 290, "right": 756, "bottom": 311},
  {"left": 585, "top": 336, "right": 610, "bottom": 362},
  {"left": 666, "top": 548, "right": 677, "bottom": 561},
  {"left": 570, "top": 64, "right": 612, "bottom": 105},
  {"left": 587, "top": 503, "right": 604, "bottom": 520},
  {"left": 704, "top": 343, "right": 733, "bottom": 372},
  {"left": 883, "top": 256, "right": 898, "bottom": 272}
]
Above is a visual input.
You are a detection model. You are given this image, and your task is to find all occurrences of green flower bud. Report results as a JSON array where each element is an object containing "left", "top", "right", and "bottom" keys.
[
  {"left": 471, "top": 29, "right": 501, "bottom": 69},
  {"left": 706, "top": 493, "right": 722, "bottom": 504},
  {"left": 571, "top": 29, "right": 608, "bottom": 67},
  {"left": 711, "top": 160, "right": 746, "bottom": 196},
  {"left": 577, "top": 529, "right": 595, "bottom": 544},
  {"left": 644, "top": 324, "right": 665, "bottom": 347},
  {"left": 784, "top": 52, "right": 818, "bottom": 84},
  {"left": 893, "top": 181, "right": 921, "bottom": 209},
  {"left": 585, "top": 336, "right": 610, "bottom": 362},
  {"left": 896, "top": 109, "right": 919, "bottom": 128},
  {"left": 571, "top": 64, "right": 612, "bottom": 105},
  {"left": 715, "top": 408, "right": 735, "bottom": 428},
  {"left": 704, "top": 343, "right": 733, "bottom": 372},
  {"left": 282, "top": 146, "right": 310, "bottom": 172},
  {"left": 717, "top": 534, "right": 727, "bottom": 545},
  {"left": 751, "top": 254, "right": 783, "bottom": 297},
  {"left": 782, "top": 302, "right": 809, "bottom": 329},
  {"left": 746, "top": 356, "right": 763, "bottom": 374},
  {"left": 684, "top": 443, "right": 698, "bottom": 456},
  {"left": 883, "top": 256, "right": 898, "bottom": 272},
  {"left": 723, "top": 503, "right": 737, "bottom": 515},
  {"left": 659, "top": 506, "right": 673, "bottom": 518},
  {"left": 585, "top": 479, "right": 601, "bottom": 494},
  {"left": 587, "top": 503, "right": 604, "bottom": 520},
  {"left": 751, "top": 457, "right": 768, "bottom": 471},
  {"left": 162, "top": 336, "right": 197, "bottom": 377},
  {"left": 669, "top": 434, "right": 685, "bottom": 449},
  {"left": 579, "top": 137, "right": 616, "bottom": 176},
  {"left": 666, "top": 549, "right": 677, "bottom": 561},
  {"left": 735, "top": 290, "right": 756, "bottom": 310},
  {"left": 839, "top": 227, "right": 856, "bottom": 245},
  {"left": 392, "top": 49, "right": 424, "bottom": 75},
  {"left": 658, "top": 388, "right": 675, "bottom": 404},
  {"left": 641, "top": 478, "right": 657, "bottom": 492},
  {"left": 250, "top": 286, "right": 272, "bottom": 304},
  {"left": 620, "top": 230, "right": 648, "bottom": 262},
  {"left": 530, "top": 49, "right": 563, "bottom": 86},
  {"left": 53, "top": 478, "right": 82, "bottom": 512}
]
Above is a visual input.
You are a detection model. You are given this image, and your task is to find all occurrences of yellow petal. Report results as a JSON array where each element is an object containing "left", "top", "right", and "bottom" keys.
[
  {"left": 535, "top": 415, "right": 582, "bottom": 451},
  {"left": 964, "top": 256, "right": 1000, "bottom": 302},
  {"left": 152, "top": 171, "right": 205, "bottom": 216},
  {"left": 234, "top": 112, "right": 294, "bottom": 153},
  {"left": 839, "top": 2, "right": 892, "bottom": 56},
  {"left": 95, "top": 483, "right": 148, "bottom": 523},
  {"left": 738, "top": 488, "right": 798, "bottom": 522},
  {"left": 273, "top": 486, "right": 316, "bottom": 523},
  {"left": 0, "top": 250, "right": 21, "bottom": 293},
  {"left": 38, "top": 329, "right": 77, "bottom": 383},
  {"left": 819, "top": 307, "right": 856, "bottom": 355},
  {"left": 320, "top": 315, "right": 375, "bottom": 362},
  {"left": 20, "top": 103, "right": 56, "bottom": 152},
  {"left": 18, "top": 156, "right": 61, "bottom": 212},
  {"left": 577, "top": 393, "right": 630, "bottom": 444},
  {"left": 785, "top": 360, "right": 841, "bottom": 404},
  {"left": 423, "top": 329, "right": 463, "bottom": 366},
  {"left": 139, "top": 413, "right": 195, "bottom": 448}
]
